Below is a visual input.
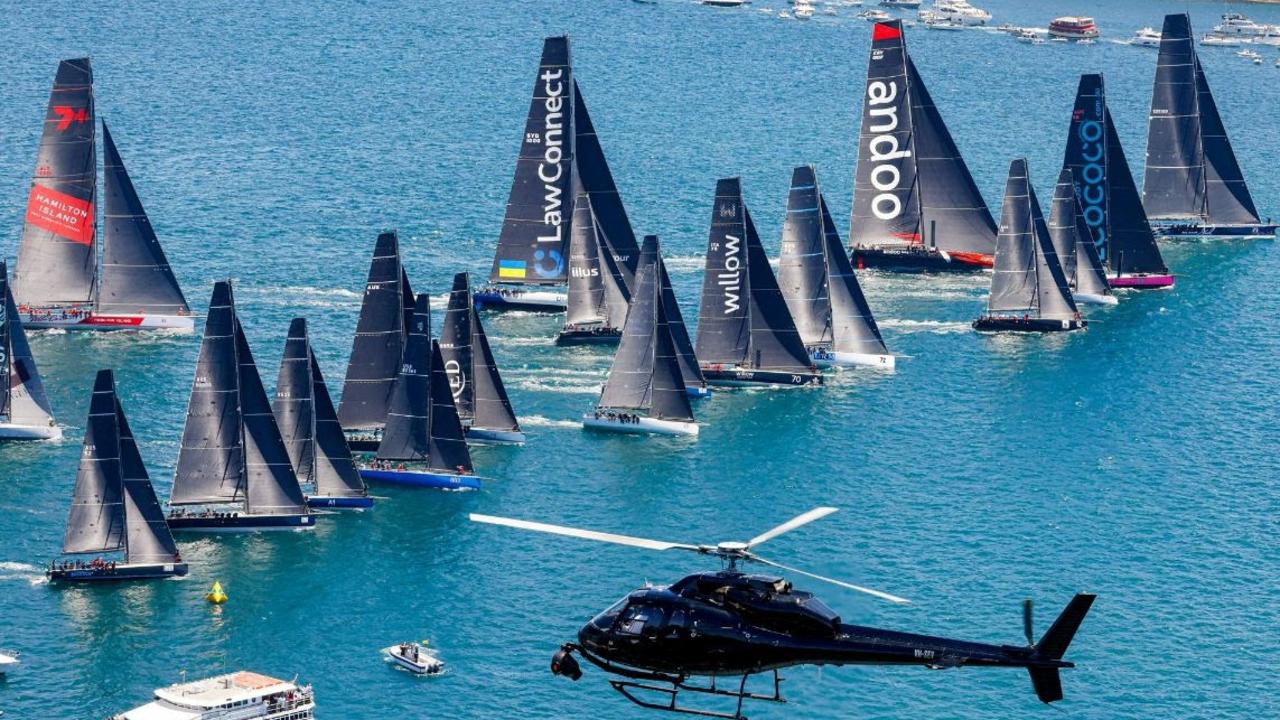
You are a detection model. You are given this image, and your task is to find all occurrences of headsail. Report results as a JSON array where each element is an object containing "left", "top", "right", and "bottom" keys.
[
  {"left": 778, "top": 166, "right": 832, "bottom": 346},
  {"left": 2, "top": 263, "right": 56, "bottom": 427},
  {"left": 113, "top": 371, "right": 180, "bottom": 563},
  {"left": 235, "top": 319, "right": 308, "bottom": 516},
  {"left": 821, "top": 195, "right": 889, "bottom": 357},
  {"left": 377, "top": 294, "right": 432, "bottom": 461},
  {"left": 13, "top": 58, "right": 97, "bottom": 308},
  {"left": 428, "top": 340, "right": 474, "bottom": 474},
  {"left": 1047, "top": 170, "right": 1081, "bottom": 284},
  {"left": 744, "top": 208, "right": 812, "bottom": 372},
  {"left": 987, "top": 159, "right": 1077, "bottom": 321},
  {"left": 490, "top": 36, "right": 574, "bottom": 286},
  {"left": 171, "top": 281, "right": 244, "bottom": 505},
  {"left": 339, "top": 231, "right": 411, "bottom": 430},
  {"left": 446, "top": 272, "right": 521, "bottom": 434},
  {"left": 657, "top": 254, "right": 704, "bottom": 390},
  {"left": 1063, "top": 74, "right": 1167, "bottom": 274},
  {"left": 273, "top": 318, "right": 316, "bottom": 486},
  {"left": 1143, "top": 14, "right": 1259, "bottom": 225},
  {"left": 695, "top": 178, "right": 751, "bottom": 366},
  {"left": 850, "top": 22, "right": 995, "bottom": 256},
  {"left": 564, "top": 187, "right": 609, "bottom": 326},
  {"left": 310, "top": 348, "right": 367, "bottom": 499},
  {"left": 98, "top": 122, "right": 189, "bottom": 316},
  {"left": 574, "top": 82, "right": 640, "bottom": 284},
  {"left": 62, "top": 370, "right": 126, "bottom": 555}
]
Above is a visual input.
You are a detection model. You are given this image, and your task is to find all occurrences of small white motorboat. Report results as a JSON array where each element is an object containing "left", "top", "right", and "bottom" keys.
[
  {"left": 1201, "top": 33, "right": 1243, "bottom": 47},
  {"left": 1130, "top": 26, "right": 1161, "bottom": 47},
  {"left": 384, "top": 642, "right": 444, "bottom": 676},
  {"left": 861, "top": 8, "right": 890, "bottom": 21},
  {"left": 0, "top": 650, "right": 18, "bottom": 677}
]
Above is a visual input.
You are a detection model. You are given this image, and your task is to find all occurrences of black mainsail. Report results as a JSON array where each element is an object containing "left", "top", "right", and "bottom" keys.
[
  {"left": 428, "top": 339, "right": 474, "bottom": 474},
  {"left": 696, "top": 179, "right": 814, "bottom": 378},
  {"left": 598, "top": 236, "right": 692, "bottom": 421},
  {"left": 1, "top": 262, "right": 56, "bottom": 430},
  {"left": 234, "top": 317, "right": 308, "bottom": 516},
  {"left": 63, "top": 370, "right": 126, "bottom": 556},
  {"left": 574, "top": 82, "right": 640, "bottom": 285},
  {"left": 440, "top": 273, "right": 521, "bottom": 436},
  {"left": 490, "top": 36, "right": 575, "bottom": 286},
  {"left": 850, "top": 22, "right": 997, "bottom": 267},
  {"left": 1063, "top": 74, "right": 1168, "bottom": 277},
  {"left": 985, "top": 160, "right": 1078, "bottom": 322},
  {"left": 98, "top": 122, "right": 189, "bottom": 317},
  {"left": 310, "top": 346, "right": 367, "bottom": 500},
  {"left": 339, "top": 231, "right": 413, "bottom": 430},
  {"left": 377, "top": 294, "right": 432, "bottom": 462},
  {"left": 1143, "top": 13, "right": 1261, "bottom": 228},
  {"left": 13, "top": 58, "right": 97, "bottom": 308}
]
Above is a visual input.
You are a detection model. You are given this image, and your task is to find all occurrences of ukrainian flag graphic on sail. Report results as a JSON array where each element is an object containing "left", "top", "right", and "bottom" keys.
[{"left": 497, "top": 259, "right": 527, "bottom": 279}]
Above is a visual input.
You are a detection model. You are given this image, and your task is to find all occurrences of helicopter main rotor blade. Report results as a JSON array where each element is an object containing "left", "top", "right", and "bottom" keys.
[
  {"left": 749, "top": 555, "right": 911, "bottom": 605},
  {"left": 469, "top": 514, "right": 702, "bottom": 553},
  {"left": 745, "top": 507, "right": 839, "bottom": 549}
]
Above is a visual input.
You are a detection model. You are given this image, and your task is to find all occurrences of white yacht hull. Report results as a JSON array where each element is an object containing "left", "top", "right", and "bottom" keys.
[
  {"left": 812, "top": 350, "right": 896, "bottom": 370},
  {"left": 1073, "top": 292, "right": 1118, "bottom": 306},
  {"left": 0, "top": 423, "right": 62, "bottom": 441},
  {"left": 582, "top": 415, "right": 699, "bottom": 437},
  {"left": 465, "top": 427, "right": 527, "bottom": 445},
  {"left": 20, "top": 310, "right": 195, "bottom": 332}
]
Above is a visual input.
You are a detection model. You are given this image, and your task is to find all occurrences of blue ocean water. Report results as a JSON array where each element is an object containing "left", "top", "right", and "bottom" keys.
[{"left": 1, "top": 0, "right": 1278, "bottom": 717}]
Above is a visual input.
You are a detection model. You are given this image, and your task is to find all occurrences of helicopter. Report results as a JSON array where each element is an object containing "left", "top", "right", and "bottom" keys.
[{"left": 470, "top": 507, "right": 1095, "bottom": 719}]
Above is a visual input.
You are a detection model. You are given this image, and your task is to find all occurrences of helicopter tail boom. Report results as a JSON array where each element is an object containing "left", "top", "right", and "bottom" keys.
[{"left": 1027, "top": 593, "right": 1096, "bottom": 703}]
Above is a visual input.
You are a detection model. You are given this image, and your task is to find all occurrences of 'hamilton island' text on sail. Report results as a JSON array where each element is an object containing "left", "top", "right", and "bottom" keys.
[{"left": 25, "top": 184, "right": 94, "bottom": 245}]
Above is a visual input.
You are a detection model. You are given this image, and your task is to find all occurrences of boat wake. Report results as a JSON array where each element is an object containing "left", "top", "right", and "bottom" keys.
[
  {"left": 659, "top": 255, "right": 705, "bottom": 272},
  {"left": 517, "top": 379, "right": 602, "bottom": 395},
  {"left": 490, "top": 336, "right": 553, "bottom": 347},
  {"left": 0, "top": 561, "right": 49, "bottom": 586},
  {"left": 242, "top": 285, "right": 362, "bottom": 307},
  {"left": 878, "top": 318, "right": 972, "bottom": 334},
  {"left": 518, "top": 415, "right": 580, "bottom": 429}
]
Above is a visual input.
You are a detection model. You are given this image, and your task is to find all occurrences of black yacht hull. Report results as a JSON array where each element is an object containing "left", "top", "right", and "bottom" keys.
[
  {"left": 1154, "top": 223, "right": 1277, "bottom": 239},
  {"left": 973, "top": 316, "right": 1087, "bottom": 333},
  {"left": 851, "top": 246, "right": 993, "bottom": 273},
  {"left": 47, "top": 562, "right": 189, "bottom": 582},
  {"left": 167, "top": 513, "right": 316, "bottom": 532},
  {"left": 555, "top": 327, "right": 622, "bottom": 346},
  {"left": 701, "top": 366, "right": 823, "bottom": 387}
]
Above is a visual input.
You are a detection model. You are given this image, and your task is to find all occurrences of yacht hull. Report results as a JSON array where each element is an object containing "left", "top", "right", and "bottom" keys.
[
  {"left": 554, "top": 328, "right": 622, "bottom": 345},
  {"left": 167, "top": 513, "right": 316, "bottom": 532},
  {"left": 701, "top": 366, "right": 823, "bottom": 387},
  {"left": 465, "top": 427, "right": 527, "bottom": 445},
  {"left": 472, "top": 288, "right": 567, "bottom": 313},
  {"left": 686, "top": 385, "right": 713, "bottom": 398},
  {"left": 811, "top": 349, "right": 896, "bottom": 369},
  {"left": 359, "top": 468, "right": 481, "bottom": 491},
  {"left": 1073, "top": 292, "right": 1118, "bottom": 306},
  {"left": 1108, "top": 273, "right": 1175, "bottom": 289},
  {"left": 47, "top": 562, "right": 188, "bottom": 582},
  {"left": 0, "top": 423, "right": 62, "bottom": 441},
  {"left": 1154, "top": 223, "right": 1277, "bottom": 239},
  {"left": 306, "top": 495, "right": 374, "bottom": 509},
  {"left": 850, "top": 246, "right": 993, "bottom": 272},
  {"left": 19, "top": 309, "right": 195, "bottom": 332},
  {"left": 973, "top": 316, "right": 1087, "bottom": 333},
  {"left": 582, "top": 415, "right": 699, "bottom": 437}
]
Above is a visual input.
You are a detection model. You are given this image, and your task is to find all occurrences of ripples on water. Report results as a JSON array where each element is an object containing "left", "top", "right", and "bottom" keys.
[{"left": 1, "top": 0, "right": 1279, "bottom": 718}]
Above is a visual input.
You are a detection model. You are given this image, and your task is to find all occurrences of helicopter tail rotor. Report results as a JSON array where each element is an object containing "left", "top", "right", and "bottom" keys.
[
  {"left": 1025, "top": 593, "right": 1097, "bottom": 703},
  {"left": 1022, "top": 598, "right": 1034, "bottom": 646}
]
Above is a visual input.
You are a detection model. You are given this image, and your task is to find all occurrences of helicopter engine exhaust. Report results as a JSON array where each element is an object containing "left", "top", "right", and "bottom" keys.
[{"left": 551, "top": 644, "right": 583, "bottom": 681}]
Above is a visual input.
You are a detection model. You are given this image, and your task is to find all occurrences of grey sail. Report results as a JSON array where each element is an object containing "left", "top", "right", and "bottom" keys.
[
  {"left": 1105, "top": 113, "right": 1167, "bottom": 275},
  {"left": 62, "top": 370, "right": 126, "bottom": 555},
  {"left": 428, "top": 340, "right": 474, "bottom": 473},
  {"left": 1047, "top": 170, "right": 1081, "bottom": 284},
  {"left": 647, "top": 237, "right": 693, "bottom": 420},
  {"left": 695, "top": 178, "right": 751, "bottom": 366},
  {"left": 574, "top": 81, "right": 640, "bottom": 285},
  {"left": 778, "top": 166, "right": 831, "bottom": 346},
  {"left": 338, "top": 231, "right": 410, "bottom": 429},
  {"left": 13, "top": 59, "right": 97, "bottom": 307},
  {"left": 598, "top": 228, "right": 632, "bottom": 329},
  {"left": 273, "top": 318, "right": 316, "bottom": 487},
  {"left": 3, "top": 263, "right": 56, "bottom": 427},
  {"left": 377, "top": 293, "right": 432, "bottom": 461},
  {"left": 744, "top": 208, "right": 812, "bottom": 372},
  {"left": 310, "top": 349, "right": 367, "bottom": 498},
  {"left": 490, "top": 36, "right": 574, "bottom": 286},
  {"left": 170, "top": 281, "right": 244, "bottom": 505},
  {"left": 440, "top": 273, "right": 476, "bottom": 422},
  {"left": 657, "top": 254, "right": 705, "bottom": 389},
  {"left": 114, "top": 372, "right": 180, "bottom": 563},
  {"left": 235, "top": 319, "right": 308, "bottom": 516},
  {"left": 1073, "top": 200, "right": 1113, "bottom": 300},
  {"left": 97, "top": 122, "right": 189, "bottom": 316},
  {"left": 1143, "top": 14, "right": 1260, "bottom": 225},
  {"left": 988, "top": 160, "right": 1077, "bottom": 321},
  {"left": 599, "top": 240, "right": 660, "bottom": 412},
  {"left": 464, "top": 275, "right": 521, "bottom": 433},
  {"left": 564, "top": 187, "right": 608, "bottom": 326},
  {"left": 821, "top": 195, "right": 889, "bottom": 356}
]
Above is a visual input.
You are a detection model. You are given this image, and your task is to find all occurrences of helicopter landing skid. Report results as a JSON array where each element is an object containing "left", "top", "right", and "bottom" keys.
[{"left": 609, "top": 670, "right": 786, "bottom": 720}]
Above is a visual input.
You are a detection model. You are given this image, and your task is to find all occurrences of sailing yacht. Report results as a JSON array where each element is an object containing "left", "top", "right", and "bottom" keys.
[
  {"left": 1063, "top": 74, "right": 1174, "bottom": 289},
  {"left": 13, "top": 58, "right": 191, "bottom": 331},
  {"left": 167, "top": 282, "right": 314, "bottom": 531},
  {"left": 849, "top": 21, "right": 998, "bottom": 272},
  {"left": 48, "top": 369, "right": 186, "bottom": 581},
  {"left": 440, "top": 272, "right": 525, "bottom": 444},
  {"left": 273, "top": 318, "right": 373, "bottom": 509},
  {"left": 361, "top": 294, "right": 481, "bottom": 490},
  {"left": 974, "top": 160, "right": 1085, "bottom": 333},
  {"left": 695, "top": 179, "right": 822, "bottom": 387},
  {"left": 585, "top": 236, "right": 697, "bottom": 437},
  {"left": 476, "top": 36, "right": 640, "bottom": 314},
  {"left": 556, "top": 184, "right": 631, "bottom": 345},
  {"left": 338, "top": 230, "right": 414, "bottom": 451},
  {"left": 1143, "top": 14, "right": 1276, "bottom": 239},
  {"left": 1046, "top": 170, "right": 1115, "bottom": 306},
  {"left": 0, "top": 262, "right": 60, "bottom": 441},
  {"left": 778, "top": 166, "right": 893, "bottom": 369}
]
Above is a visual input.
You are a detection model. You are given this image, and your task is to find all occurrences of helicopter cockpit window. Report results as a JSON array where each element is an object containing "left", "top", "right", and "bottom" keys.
[{"left": 616, "top": 605, "right": 664, "bottom": 636}]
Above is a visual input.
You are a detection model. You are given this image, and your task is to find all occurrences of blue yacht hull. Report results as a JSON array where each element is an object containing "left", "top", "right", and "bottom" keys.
[
  {"left": 167, "top": 513, "right": 316, "bottom": 532},
  {"left": 360, "top": 468, "right": 482, "bottom": 491},
  {"left": 47, "top": 562, "right": 189, "bottom": 582}
]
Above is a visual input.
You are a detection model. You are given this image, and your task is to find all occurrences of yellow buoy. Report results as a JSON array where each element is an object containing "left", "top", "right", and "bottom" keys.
[{"left": 206, "top": 581, "right": 228, "bottom": 604}]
